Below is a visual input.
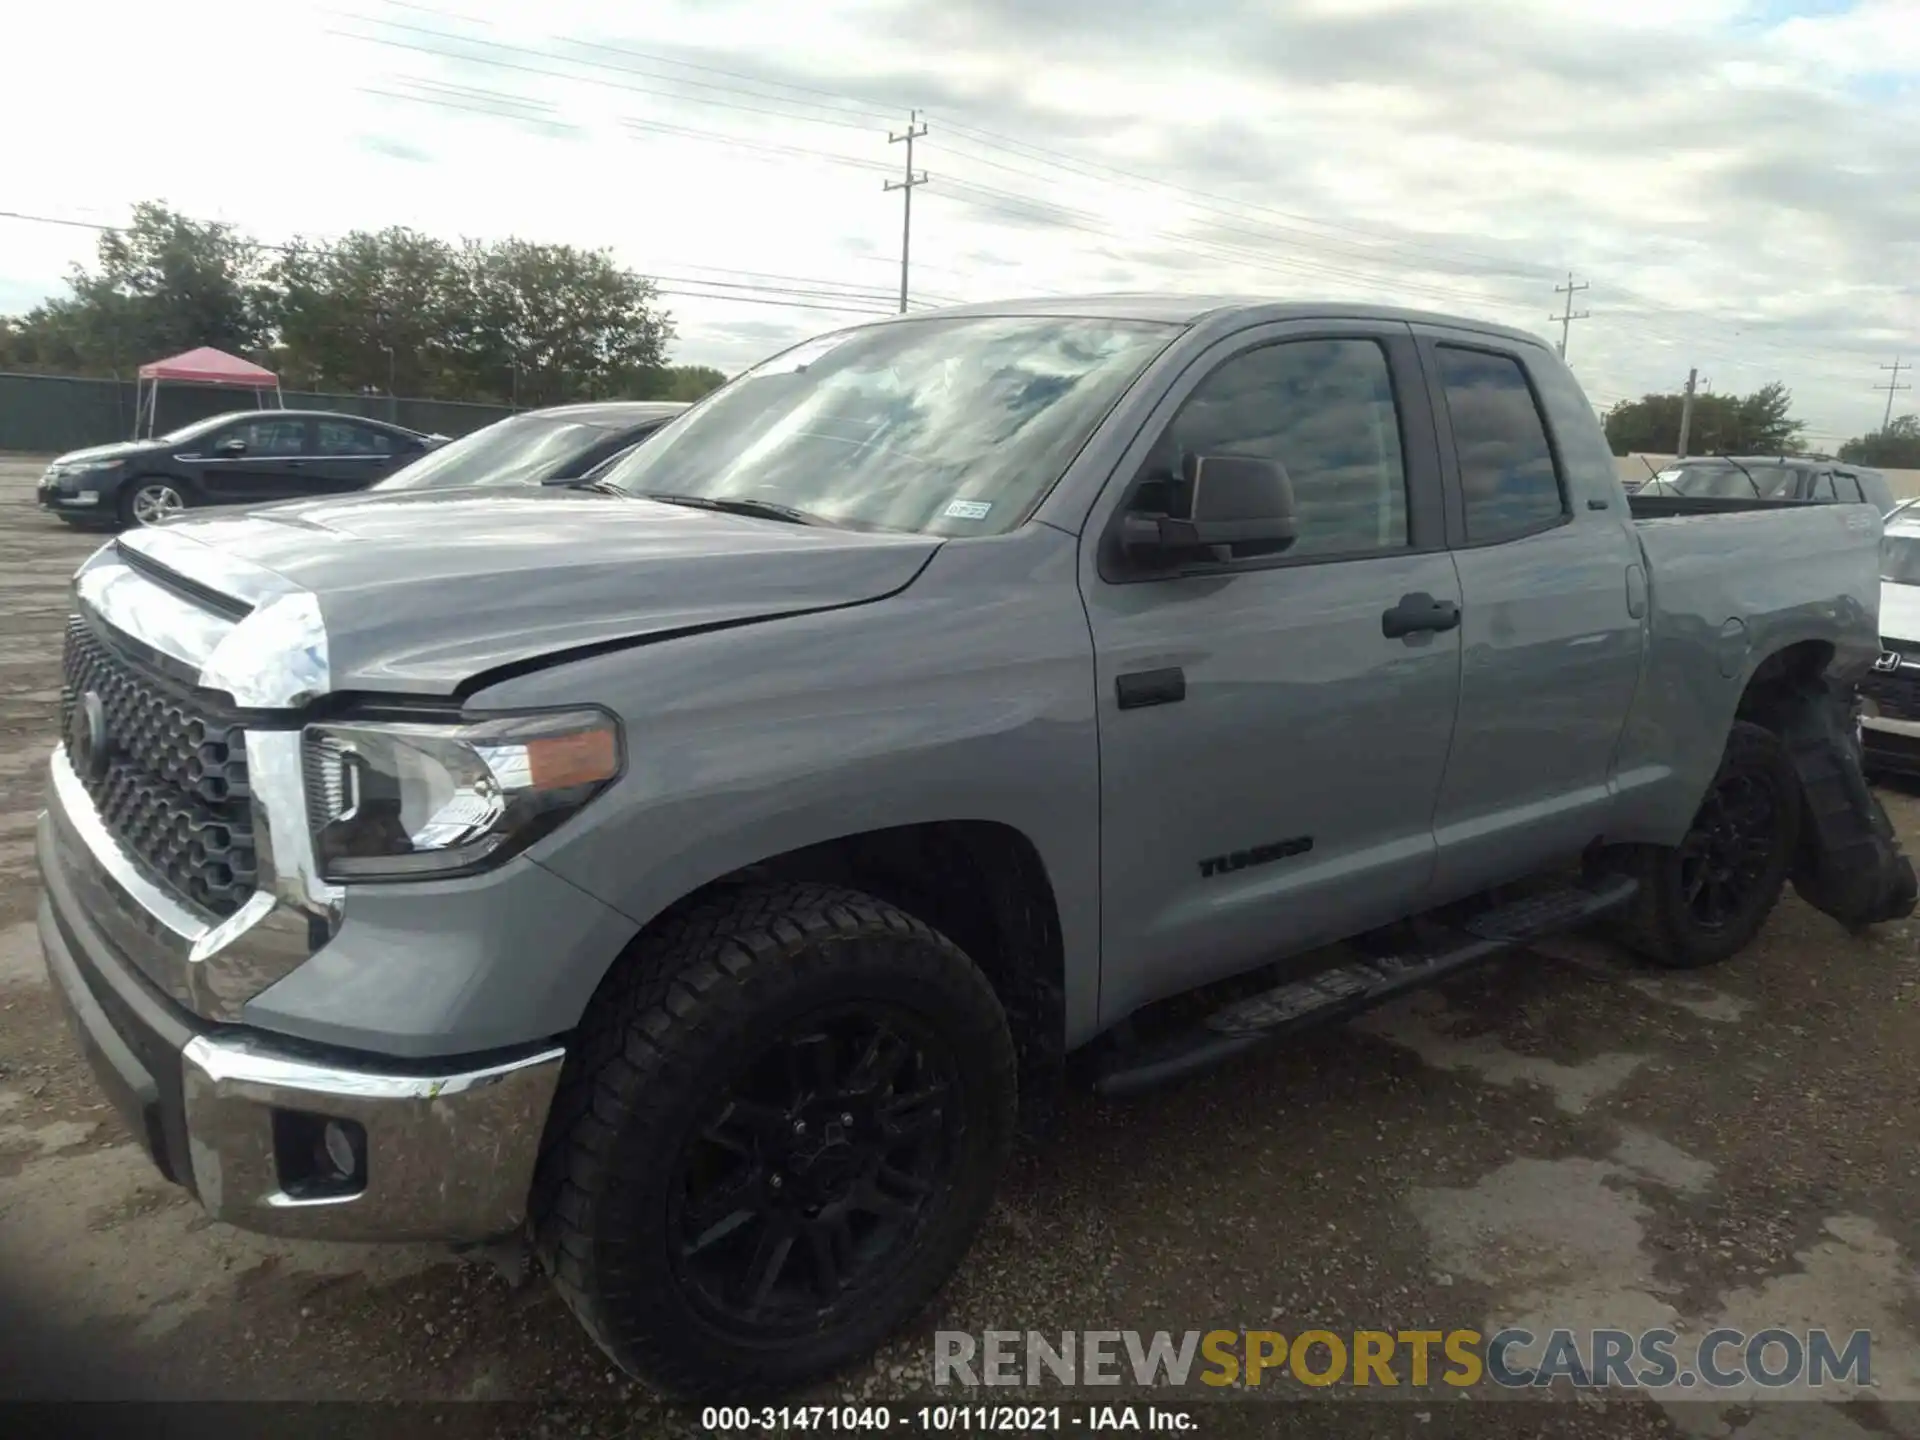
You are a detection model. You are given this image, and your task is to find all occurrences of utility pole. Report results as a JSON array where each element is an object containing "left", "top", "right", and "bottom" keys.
[
  {"left": 884, "top": 110, "right": 929, "bottom": 315},
  {"left": 1552, "top": 272, "right": 1590, "bottom": 359},
  {"left": 1676, "top": 367, "right": 1698, "bottom": 460},
  {"left": 1877, "top": 358, "right": 1911, "bottom": 431}
]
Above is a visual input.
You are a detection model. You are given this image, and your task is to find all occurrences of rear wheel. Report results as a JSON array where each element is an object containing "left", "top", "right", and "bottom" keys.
[
  {"left": 1610, "top": 721, "right": 1801, "bottom": 969},
  {"left": 120, "top": 478, "right": 188, "bottom": 528},
  {"left": 532, "top": 882, "right": 1017, "bottom": 1399}
]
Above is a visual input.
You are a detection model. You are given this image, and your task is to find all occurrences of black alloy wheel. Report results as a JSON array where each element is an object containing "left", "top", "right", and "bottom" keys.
[
  {"left": 1609, "top": 720, "right": 1801, "bottom": 969},
  {"left": 1674, "top": 769, "right": 1780, "bottom": 931},
  {"left": 668, "top": 1006, "right": 960, "bottom": 1338}
]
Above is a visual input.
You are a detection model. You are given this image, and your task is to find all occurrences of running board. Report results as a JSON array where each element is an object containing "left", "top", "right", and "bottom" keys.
[{"left": 1092, "top": 874, "right": 1639, "bottom": 1098}]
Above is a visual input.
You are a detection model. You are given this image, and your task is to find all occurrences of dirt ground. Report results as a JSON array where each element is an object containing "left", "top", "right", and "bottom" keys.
[{"left": 1, "top": 454, "right": 1916, "bottom": 1438}]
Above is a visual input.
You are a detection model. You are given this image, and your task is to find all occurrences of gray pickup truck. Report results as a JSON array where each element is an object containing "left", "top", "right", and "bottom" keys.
[{"left": 35, "top": 296, "right": 1915, "bottom": 1398}]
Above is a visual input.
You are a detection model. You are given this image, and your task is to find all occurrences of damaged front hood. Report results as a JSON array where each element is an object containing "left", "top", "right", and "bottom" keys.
[{"left": 108, "top": 488, "right": 941, "bottom": 699}]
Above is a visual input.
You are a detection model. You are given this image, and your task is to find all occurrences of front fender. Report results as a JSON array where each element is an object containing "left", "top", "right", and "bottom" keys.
[{"left": 473, "top": 525, "right": 1105, "bottom": 1047}]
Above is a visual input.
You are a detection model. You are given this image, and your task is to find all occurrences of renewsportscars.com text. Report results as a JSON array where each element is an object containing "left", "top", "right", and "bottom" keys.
[{"left": 933, "top": 1328, "right": 1873, "bottom": 1391}]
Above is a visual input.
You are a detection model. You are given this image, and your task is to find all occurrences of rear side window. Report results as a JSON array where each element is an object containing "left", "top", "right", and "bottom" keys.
[
  {"left": 1811, "top": 471, "right": 1837, "bottom": 502},
  {"left": 317, "top": 419, "right": 396, "bottom": 456},
  {"left": 1436, "top": 347, "right": 1566, "bottom": 544},
  {"left": 1833, "top": 473, "right": 1864, "bottom": 503}
]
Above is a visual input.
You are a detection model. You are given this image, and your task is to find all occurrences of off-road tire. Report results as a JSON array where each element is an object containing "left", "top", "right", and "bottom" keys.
[
  {"left": 1609, "top": 721, "right": 1801, "bottom": 969},
  {"left": 531, "top": 882, "right": 1017, "bottom": 1399}
]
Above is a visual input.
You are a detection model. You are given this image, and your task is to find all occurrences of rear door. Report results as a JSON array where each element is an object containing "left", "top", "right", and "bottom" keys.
[
  {"left": 1415, "top": 330, "right": 1647, "bottom": 901},
  {"left": 1080, "top": 320, "right": 1464, "bottom": 1021},
  {"left": 190, "top": 415, "right": 316, "bottom": 503},
  {"left": 312, "top": 417, "right": 408, "bottom": 493}
]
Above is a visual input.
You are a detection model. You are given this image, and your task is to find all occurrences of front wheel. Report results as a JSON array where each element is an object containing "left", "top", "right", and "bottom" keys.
[
  {"left": 1610, "top": 720, "right": 1802, "bottom": 969},
  {"left": 119, "top": 478, "right": 189, "bottom": 528},
  {"left": 532, "top": 883, "right": 1017, "bottom": 1399}
]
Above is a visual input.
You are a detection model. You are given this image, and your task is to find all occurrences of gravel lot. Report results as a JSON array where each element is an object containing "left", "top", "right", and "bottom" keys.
[{"left": 1, "top": 454, "right": 1916, "bottom": 1438}]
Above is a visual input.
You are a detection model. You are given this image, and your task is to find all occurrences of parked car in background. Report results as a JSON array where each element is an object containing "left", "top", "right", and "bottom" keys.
[
  {"left": 371, "top": 401, "right": 689, "bottom": 493},
  {"left": 1860, "top": 506, "right": 1920, "bottom": 776},
  {"left": 36, "top": 410, "right": 443, "bottom": 529},
  {"left": 1630, "top": 455, "right": 1894, "bottom": 512}
]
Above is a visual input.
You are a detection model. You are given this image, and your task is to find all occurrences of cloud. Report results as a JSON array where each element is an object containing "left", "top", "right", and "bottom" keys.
[
  {"left": 0, "top": 0, "right": 1914, "bottom": 443},
  {"left": 356, "top": 134, "right": 434, "bottom": 164}
]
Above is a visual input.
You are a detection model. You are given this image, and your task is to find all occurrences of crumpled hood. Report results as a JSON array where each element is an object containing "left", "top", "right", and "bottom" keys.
[{"left": 125, "top": 488, "right": 942, "bottom": 695}]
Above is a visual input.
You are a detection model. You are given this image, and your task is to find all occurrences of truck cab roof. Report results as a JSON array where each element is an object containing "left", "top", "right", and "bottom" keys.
[{"left": 870, "top": 293, "right": 1549, "bottom": 349}]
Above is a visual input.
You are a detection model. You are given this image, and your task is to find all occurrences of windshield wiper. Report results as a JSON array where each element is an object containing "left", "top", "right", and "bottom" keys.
[
  {"left": 1713, "top": 454, "right": 1763, "bottom": 499},
  {"left": 575, "top": 477, "right": 627, "bottom": 495},
  {"left": 634, "top": 491, "right": 823, "bottom": 525}
]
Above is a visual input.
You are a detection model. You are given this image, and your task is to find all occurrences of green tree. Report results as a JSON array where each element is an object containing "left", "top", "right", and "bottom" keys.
[
  {"left": 1838, "top": 415, "right": 1920, "bottom": 468},
  {"left": 1603, "top": 381, "right": 1806, "bottom": 457},
  {"left": 3, "top": 200, "right": 678, "bottom": 403},
  {"left": 6, "top": 202, "right": 272, "bottom": 376},
  {"left": 449, "top": 238, "right": 675, "bottom": 406},
  {"left": 270, "top": 227, "right": 464, "bottom": 396},
  {"left": 655, "top": 364, "right": 727, "bottom": 402}
]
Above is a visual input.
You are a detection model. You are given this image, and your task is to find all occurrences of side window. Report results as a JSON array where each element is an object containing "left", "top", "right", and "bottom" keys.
[
  {"left": 317, "top": 419, "right": 395, "bottom": 457},
  {"left": 234, "top": 417, "right": 309, "bottom": 456},
  {"left": 1834, "top": 473, "right": 1865, "bottom": 503},
  {"left": 1436, "top": 346, "right": 1566, "bottom": 544},
  {"left": 1136, "top": 336, "right": 1410, "bottom": 560},
  {"left": 1811, "top": 471, "right": 1839, "bottom": 502}
]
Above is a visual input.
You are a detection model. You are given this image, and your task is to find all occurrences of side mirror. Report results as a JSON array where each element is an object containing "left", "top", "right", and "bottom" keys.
[
  {"left": 1122, "top": 453, "right": 1297, "bottom": 557},
  {"left": 215, "top": 437, "right": 247, "bottom": 457}
]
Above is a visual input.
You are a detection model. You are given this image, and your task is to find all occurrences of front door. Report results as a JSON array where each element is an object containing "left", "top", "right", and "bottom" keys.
[
  {"left": 192, "top": 415, "right": 315, "bottom": 503},
  {"left": 1080, "top": 322, "right": 1464, "bottom": 1024}
]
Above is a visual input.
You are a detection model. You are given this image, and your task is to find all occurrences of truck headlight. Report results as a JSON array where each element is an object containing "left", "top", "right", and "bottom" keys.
[{"left": 303, "top": 709, "right": 621, "bottom": 881}]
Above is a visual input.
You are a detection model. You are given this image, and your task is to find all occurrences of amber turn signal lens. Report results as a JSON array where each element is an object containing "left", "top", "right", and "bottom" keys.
[{"left": 526, "top": 727, "right": 621, "bottom": 790}]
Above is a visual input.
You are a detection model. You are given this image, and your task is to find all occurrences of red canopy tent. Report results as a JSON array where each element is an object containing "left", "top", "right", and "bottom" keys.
[{"left": 133, "top": 347, "right": 284, "bottom": 438}]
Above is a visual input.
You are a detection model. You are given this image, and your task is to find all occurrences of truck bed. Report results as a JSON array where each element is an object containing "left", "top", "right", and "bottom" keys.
[{"left": 1606, "top": 499, "right": 1882, "bottom": 845}]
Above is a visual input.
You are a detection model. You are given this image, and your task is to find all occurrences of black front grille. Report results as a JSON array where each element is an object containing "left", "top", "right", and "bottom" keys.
[
  {"left": 1862, "top": 667, "right": 1920, "bottom": 722},
  {"left": 60, "top": 618, "right": 258, "bottom": 917}
]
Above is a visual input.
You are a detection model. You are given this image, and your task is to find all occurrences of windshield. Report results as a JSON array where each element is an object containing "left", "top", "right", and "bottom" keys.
[
  {"left": 598, "top": 314, "right": 1178, "bottom": 535},
  {"left": 374, "top": 412, "right": 620, "bottom": 491},
  {"left": 1883, "top": 534, "right": 1920, "bottom": 585},
  {"left": 1647, "top": 463, "right": 1797, "bottom": 499}
]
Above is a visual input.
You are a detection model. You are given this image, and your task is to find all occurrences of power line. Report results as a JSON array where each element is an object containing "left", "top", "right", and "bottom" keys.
[
  {"left": 1877, "top": 358, "right": 1911, "bottom": 431},
  {"left": 0, "top": 206, "right": 930, "bottom": 317},
  {"left": 1552, "top": 273, "right": 1591, "bottom": 359},
  {"left": 332, "top": 9, "right": 1906, "bottom": 386},
  {"left": 884, "top": 110, "right": 929, "bottom": 316}
]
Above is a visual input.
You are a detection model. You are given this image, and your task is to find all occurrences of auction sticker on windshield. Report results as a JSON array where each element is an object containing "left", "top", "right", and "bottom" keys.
[{"left": 944, "top": 499, "right": 993, "bottom": 521}]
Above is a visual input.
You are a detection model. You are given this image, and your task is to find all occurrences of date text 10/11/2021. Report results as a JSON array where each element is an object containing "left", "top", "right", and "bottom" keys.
[{"left": 701, "top": 1406, "right": 1196, "bottom": 1432}]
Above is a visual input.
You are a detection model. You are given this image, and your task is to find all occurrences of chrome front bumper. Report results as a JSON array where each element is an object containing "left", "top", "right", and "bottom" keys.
[
  {"left": 38, "top": 765, "right": 566, "bottom": 1243},
  {"left": 179, "top": 1031, "right": 564, "bottom": 1242}
]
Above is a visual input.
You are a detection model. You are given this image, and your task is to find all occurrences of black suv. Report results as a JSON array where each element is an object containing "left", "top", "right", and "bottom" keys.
[{"left": 37, "top": 410, "right": 443, "bottom": 529}]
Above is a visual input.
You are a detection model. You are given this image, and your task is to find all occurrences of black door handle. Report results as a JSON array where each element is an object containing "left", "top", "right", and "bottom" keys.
[
  {"left": 1116, "top": 666, "right": 1186, "bottom": 710},
  {"left": 1381, "top": 592, "right": 1461, "bottom": 639}
]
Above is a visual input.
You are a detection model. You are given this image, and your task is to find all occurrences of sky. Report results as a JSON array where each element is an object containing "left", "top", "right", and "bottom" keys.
[{"left": 1, "top": 0, "right": 1916, "bottom": 448}]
